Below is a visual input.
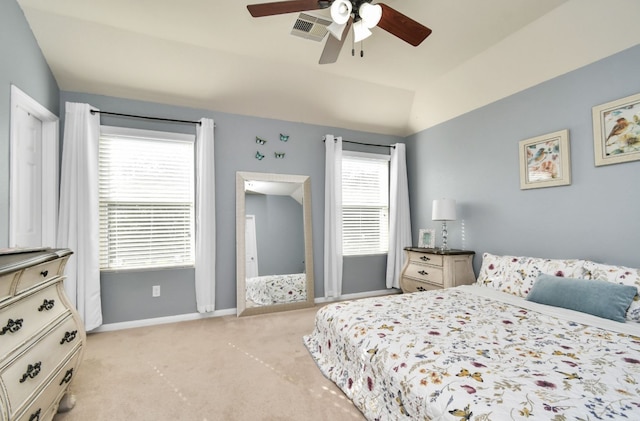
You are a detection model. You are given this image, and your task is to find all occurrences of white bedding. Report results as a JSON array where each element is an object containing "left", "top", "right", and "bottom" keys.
[{"left": 304, "top": 285, "right": 640, "bottom": 420}]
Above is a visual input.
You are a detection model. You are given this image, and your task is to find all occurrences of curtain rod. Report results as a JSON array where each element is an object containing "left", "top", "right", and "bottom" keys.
[
  {"left": 323, "top": 137, "right": 396, "bottom": 149},
  {"left": 90, "top": 110, "right": 202, "bottom": 126}
]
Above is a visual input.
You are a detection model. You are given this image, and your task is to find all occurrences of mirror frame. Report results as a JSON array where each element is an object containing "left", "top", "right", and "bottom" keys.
[{"left": 236, "top": 171, "right": 315, "bottom": 316}]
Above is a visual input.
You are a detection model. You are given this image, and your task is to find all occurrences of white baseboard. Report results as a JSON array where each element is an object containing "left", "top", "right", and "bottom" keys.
[{"left": 92, "top": 288, "right": 401, "bottom": 333}]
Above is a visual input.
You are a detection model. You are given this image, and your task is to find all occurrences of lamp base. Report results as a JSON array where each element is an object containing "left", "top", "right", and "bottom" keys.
[{"left": 440, "top": 221, "right": 449, "bottom": 252}]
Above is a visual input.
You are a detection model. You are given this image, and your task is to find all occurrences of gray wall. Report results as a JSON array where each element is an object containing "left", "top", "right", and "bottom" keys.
[
  {"left": 406, "top": 44, "right": 640, "bottom": 273},
  {"left": 0, "top": 0, "right": 60, "bottom": 246},
  {"left": 59, "top": 91, "right": 401, "bottom": 324},
  {"left": 246, "top": 194, "right": 305, "bottom": 276}
]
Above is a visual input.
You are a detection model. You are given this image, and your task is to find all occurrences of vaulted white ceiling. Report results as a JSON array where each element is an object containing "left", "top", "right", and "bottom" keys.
[{"left": 17, "top": 0, "right": 640, "bottom": 136}]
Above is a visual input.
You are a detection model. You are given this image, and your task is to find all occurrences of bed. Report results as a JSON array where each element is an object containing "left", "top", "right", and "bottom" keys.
[
  {"left": 304, "top": 253, "right": 640, "bottom": 420},
  {"left": 245, "top": 273, "right": 307, "bottom": 305}
]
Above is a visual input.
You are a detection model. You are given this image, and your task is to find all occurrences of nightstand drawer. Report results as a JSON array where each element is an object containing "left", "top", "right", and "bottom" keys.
[
  {"left": 401, "top": 277, "right": 442, "bottom": 293},
  {"left": 409, "top": 252, "right": 443, "bottom": 267},
  {"left": 404, "top": 263, "right": 443, "bottom": 286}
]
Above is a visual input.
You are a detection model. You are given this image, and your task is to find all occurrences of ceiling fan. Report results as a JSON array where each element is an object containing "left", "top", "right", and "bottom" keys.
[{"left": 246, "top": 0, "right": 432, "bottom": 64}]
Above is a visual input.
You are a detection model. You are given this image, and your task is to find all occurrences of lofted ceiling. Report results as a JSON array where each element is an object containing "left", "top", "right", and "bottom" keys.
[{"left": 16, "top": 0, "right": 640, "bottom": 136}]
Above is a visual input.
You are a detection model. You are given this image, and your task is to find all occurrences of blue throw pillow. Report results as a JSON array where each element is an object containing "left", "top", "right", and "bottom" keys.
[{"left": 526, "top": 274, "right": 637, "bottom": 322}]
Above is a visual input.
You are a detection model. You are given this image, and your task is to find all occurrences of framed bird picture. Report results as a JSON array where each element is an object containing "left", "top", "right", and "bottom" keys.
[
  {"left": 592, "top": 92, "right": 640, "bottom": 166},
  {"left": 519, "top": 129, "right": 571, "bottom": 190}
]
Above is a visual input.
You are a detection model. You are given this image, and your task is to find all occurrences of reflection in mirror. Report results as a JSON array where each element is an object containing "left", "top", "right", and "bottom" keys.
[{"left": 236, "top": 172, "right": 314, "bottom": 316}]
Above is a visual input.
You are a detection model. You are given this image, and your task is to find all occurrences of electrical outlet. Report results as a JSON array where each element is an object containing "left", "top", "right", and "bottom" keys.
[{"left": 152, "top": 285, "right": 161, "bottom": 297}]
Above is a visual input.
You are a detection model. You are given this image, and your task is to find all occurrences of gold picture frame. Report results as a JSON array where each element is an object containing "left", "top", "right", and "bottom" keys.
[
  {"left": 519, "top": 129, "right": 571, "bottom": 190},
  {"left": 592, "top": 92, "right": 640, "bottom": 166}
]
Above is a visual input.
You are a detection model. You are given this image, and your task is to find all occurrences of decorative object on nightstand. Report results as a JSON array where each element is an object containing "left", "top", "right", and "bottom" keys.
[
  {"left": 432, "top": 198, "right": 456, "bottom": 251},
  {"left": 400, "top": 247, "right": 475, "bottom": 293}
]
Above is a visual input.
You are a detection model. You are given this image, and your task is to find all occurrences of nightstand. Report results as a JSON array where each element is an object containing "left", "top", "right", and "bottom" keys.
[{"left": 400, "top": 248, "right": 476, "bottom": 293}]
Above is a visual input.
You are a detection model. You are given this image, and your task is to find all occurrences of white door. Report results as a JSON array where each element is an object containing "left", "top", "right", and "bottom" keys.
[
  {"left": 245, "top": 215, "right": 259, "bottom": 278},
  {"left": 10, "top": 85, "right": 59, "bottom": 248},
  {"left": 12, "top": 107, "right": 43, "bottom": 246}
]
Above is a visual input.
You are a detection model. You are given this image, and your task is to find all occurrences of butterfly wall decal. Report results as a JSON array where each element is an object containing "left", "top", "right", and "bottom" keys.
[
  {"left": 279, "top": 133, "right": 289, "bottom": 142},
  {"left": 255, "top": 151, "right": 265, "bottom": 160},
  {"left": 255, "top": 137, "right": 267, "bottom": 145},
  {"left": 274, "top": 152, "right": 285, "bottom": 159}
]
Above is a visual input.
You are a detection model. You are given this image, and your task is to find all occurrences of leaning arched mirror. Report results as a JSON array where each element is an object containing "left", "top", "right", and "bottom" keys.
[{"left": 236, "top": 171, "right": 314, "bottom": 316}]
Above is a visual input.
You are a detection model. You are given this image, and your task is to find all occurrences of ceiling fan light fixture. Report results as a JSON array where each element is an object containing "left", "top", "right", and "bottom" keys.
[
  {"left": 359, "top": 3, "right": 382, "bottom": 28},
  {"left": 330, "top": 0, "right": 352, "bottom": 25},
  {"left": 352, "top": 19, "right": 372, "bottom": 42},
  {"left": 327, "top": 21, "right": 347, "bottom": 40}
]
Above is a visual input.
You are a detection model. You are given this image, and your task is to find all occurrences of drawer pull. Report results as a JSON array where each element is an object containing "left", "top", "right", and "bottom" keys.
[
  {"left": 418, "top": 270, "right": 429, "bottom": 276},
  {"left": 38, "top": 299, "right": 55, "bottom": 312},
  {"left": 60, "top": 330, "right": 78, "bottom": 344},
  {"left": 28, "top": 408, "right": 41, "bottom": 421},
  {"left": 420, "top": 256, "right": 431, "bottom": 262},
  {"left": 40, "top": 270, "right": 49, "bottom": 277},
  {"left": 60, "top": 368, "right": 74, "bottom": 386},
  {"left": 0, "top": 318, "right": 23, "bottom": 335},
  {"left": 19, "top": 361, "right": 42, "bottom": 383}
]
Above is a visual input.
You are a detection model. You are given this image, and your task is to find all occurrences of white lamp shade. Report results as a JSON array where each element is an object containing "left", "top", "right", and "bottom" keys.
[
  {"left": 359, "top": 3, "right": 382, "bottom": 28},
  {"left": 330, "top": 0, "right": 352, "bottom": 25},
  {"left": 352, "top": 20, "right": 372, "bottom": 42},
  {"left": 327, "top": 21, "right": 346, "bottom": 40},
  {"left": 432, "top": 198, "right": 457, "bottom": 221}
]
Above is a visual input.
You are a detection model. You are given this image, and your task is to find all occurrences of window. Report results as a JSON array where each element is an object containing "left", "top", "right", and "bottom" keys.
[
  {"left": 342, "top": 151, "right": 390, "bottom": 256},
  {"left": 99, "top": 126, "right": 195, "bottom": 270}
]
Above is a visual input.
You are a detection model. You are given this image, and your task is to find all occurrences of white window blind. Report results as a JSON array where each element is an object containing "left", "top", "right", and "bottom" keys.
[
  {"left": 342, "top": 151, "right": 389, "bottom": 256},
  {"left": 99, "top": 126, "right": 195, "bottom": 270}
]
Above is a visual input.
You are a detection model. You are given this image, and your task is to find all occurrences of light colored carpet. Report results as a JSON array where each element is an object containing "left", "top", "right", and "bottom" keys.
[{"left": 53, "top": 305, "right": 365, "bottom": 421}]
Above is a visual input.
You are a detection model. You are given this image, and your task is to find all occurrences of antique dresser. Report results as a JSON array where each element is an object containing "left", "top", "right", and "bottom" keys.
[{"left": 0, "top": 248, "right": 84, "bottom": 421}]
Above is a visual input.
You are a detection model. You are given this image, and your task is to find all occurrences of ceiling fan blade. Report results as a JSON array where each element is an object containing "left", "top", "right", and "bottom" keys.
[
  {"left": 247, "top": 0, "right": 330, "bottom": 18},
  {"left": 376, "top": 3, "right": 432, "bottom": 47},
  {"left": 319, "top": 19, "right": 352, "bottom": 64}
]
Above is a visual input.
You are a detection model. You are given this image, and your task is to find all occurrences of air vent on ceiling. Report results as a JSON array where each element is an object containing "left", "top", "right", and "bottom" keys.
[{"left": 290, "top": 13, "right": 331, "bottom": 42}]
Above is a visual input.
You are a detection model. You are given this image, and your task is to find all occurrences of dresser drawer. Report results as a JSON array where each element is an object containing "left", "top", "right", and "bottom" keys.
[
  {"left": 409, "top": 252, "right": 443, "bottom": 267},
  {"left": 404, "top": 263, "right": 443, "bottom": 286},
  {"left": 0, "top": 285, "right": 67, "bottom": 360},
  {"left": 14, "top": 348, "right": 82, "bottom": 421},
  {"left": 402, "top": 277, "right": 442, "bottom": 293},
  {"left": 15, "top": 259, "right": 65, "bottom": 295},
  {"left": 1, "top": 315, "right": 80, "bottom": 418}
]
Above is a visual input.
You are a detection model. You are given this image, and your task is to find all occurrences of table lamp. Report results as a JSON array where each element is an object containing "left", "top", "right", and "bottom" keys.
[{"left": 432, "top": 198, "right": 456, "bottom": 252}]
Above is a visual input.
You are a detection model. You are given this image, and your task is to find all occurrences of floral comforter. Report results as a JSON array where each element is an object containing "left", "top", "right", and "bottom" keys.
[
  {"left": 246, "top": 273, "right": 306, "bottom": 305},
  {"left": 303, "top": 286, "right": 640, "bottom": 420}
]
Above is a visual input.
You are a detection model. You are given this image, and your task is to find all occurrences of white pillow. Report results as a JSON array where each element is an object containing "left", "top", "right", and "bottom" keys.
[{"left": 476, "top": 252, "right": 586, "bottom": 298}]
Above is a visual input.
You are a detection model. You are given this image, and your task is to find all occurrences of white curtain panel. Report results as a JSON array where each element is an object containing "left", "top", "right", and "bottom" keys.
[
  {"left": 57, "top": 102, "right": 102, "bottom": 331},
  {"left": 385, "top": 143, "right": 412, "bottom": 289},
  {"left": 195, "top": 118, "right": 216, "bottom": 313},
  {"left": 324, "top": 135, "right": 343, "bottom": 298}
]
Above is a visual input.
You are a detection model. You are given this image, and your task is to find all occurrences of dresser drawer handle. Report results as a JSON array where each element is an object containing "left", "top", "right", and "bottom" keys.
[
  {"left": 40, "top": 270, "right": 49, "bottom": 277},
  {"left": 19, "top": 361, "right": 42, "bottom": 383},
  {"left": 28, "top": 408, "right": 41, "bottom": 421},
  {"left": 60, "top": 368, "right": 74, "bottom": 386},
  {"left": 0, "top": 318, "right": 23, "bottom": 335},
  {"left": 419, "top": 256, "right": 431, "bottom": 262},
  {"left": 418, "top": 270, "right": 429, "bottom": 276},
  {"left": 60, "top": 330, "right": 78, "bottom": 344},
  {"left": 38, "top": 299, "right": 55, "bottom": 312}
]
